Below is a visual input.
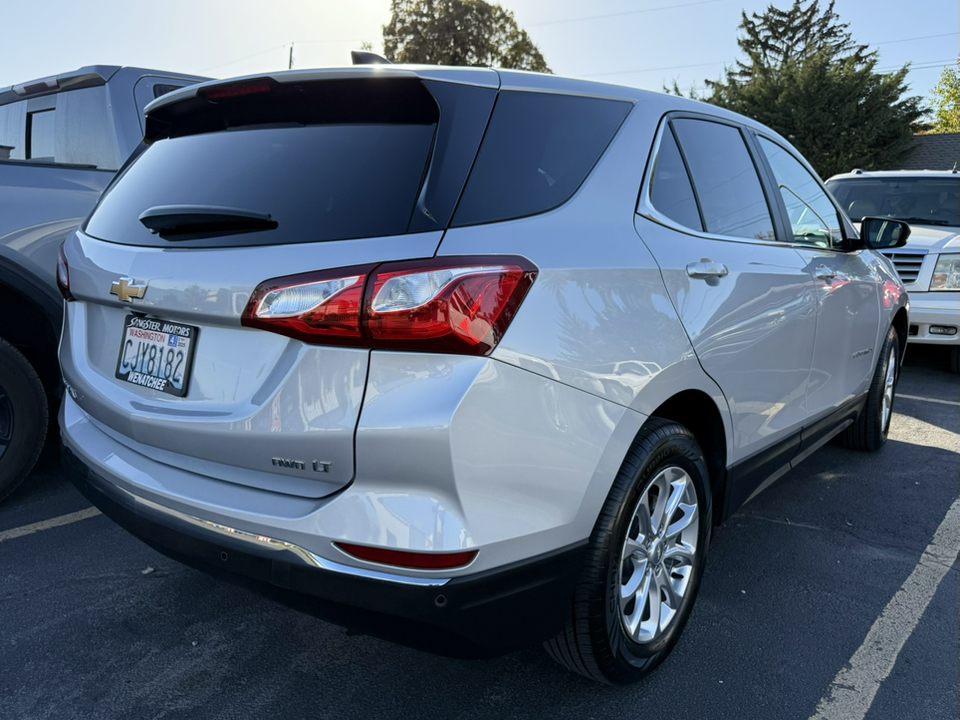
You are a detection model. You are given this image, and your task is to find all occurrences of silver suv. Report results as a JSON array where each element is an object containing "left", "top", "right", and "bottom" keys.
[{"left": 59, "top": 66, "right": 910, "bottom": 684}]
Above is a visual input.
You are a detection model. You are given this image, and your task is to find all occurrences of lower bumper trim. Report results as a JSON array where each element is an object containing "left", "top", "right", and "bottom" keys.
[{"left": 63, "top": 443, "right": 587, "bottom": 657}]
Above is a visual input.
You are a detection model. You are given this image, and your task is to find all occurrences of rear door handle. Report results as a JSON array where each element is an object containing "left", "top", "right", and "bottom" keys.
[
  {"left": 686, "top": 259, "right": 729, "bottom": 278},
  {"left": 814, "top": 265, "right": 837, "bottom": 280}
]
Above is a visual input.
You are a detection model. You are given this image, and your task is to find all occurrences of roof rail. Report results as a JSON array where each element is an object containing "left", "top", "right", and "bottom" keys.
[{"left": 851, "top": 168, "right": 863, "bottom": 174}]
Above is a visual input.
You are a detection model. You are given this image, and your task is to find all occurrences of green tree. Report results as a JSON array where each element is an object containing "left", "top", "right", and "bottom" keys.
[
  {"left": 383, "top": 0, "right": 550, "bottom": 73},
  {"left": 690, "top": 0, "right": 925, "bottom": 178},
  {"left": 928, "top": 61, "right": 960, "bottom": 134}
]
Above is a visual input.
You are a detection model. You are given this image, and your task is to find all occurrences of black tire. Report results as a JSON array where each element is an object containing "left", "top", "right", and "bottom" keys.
[
  {"left": 544, "top": 418, "right": 712, "bottom": 684},
  {"left": 948, "top": 346, "right": 959, "bottom": 374},
  {"left": 840, "top": 325, "right": 899, "bottom": 452},
  {"left": 0, "top": 337, "right": 48, "bottom": 502}
]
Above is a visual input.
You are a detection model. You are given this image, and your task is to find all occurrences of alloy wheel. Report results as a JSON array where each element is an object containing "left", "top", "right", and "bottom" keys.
[{"left": 619, "top": 465, "right": 700, "bottom": 645}]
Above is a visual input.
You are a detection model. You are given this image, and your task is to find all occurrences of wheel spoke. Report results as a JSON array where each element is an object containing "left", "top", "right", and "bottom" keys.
[
  {"left": 623, "top": 571, "right": 651, "bottom": 640},
  {"left": 641, "top": 574, "right": 661, "bottom": 638},
  {"left": 663, "top": 542, "right": 695, "bottom": 568},
  {"left": 634, "top": 502, "right": 654, "bottom": 542},
  {"left": 657, "top": 568, "right": 683, "bottom": 610},
  {"left": 620, "top": 557, "right": 647, "bottom": 601},
  {"left": 648, "top": 472, "right": 671, "bottom": 534},
  {"left": 665, "top": 502, "right": 698, "bottom": 542}
]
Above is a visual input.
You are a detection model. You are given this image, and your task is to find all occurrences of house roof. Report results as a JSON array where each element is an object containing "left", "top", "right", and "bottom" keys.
[{"left": 900, "top": 133, "right": 960, "bottom": 171}]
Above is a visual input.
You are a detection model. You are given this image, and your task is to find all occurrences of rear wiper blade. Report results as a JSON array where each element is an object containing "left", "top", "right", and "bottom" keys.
[{"left": 139, "top": 205, "right": 278, "bottom": 238}]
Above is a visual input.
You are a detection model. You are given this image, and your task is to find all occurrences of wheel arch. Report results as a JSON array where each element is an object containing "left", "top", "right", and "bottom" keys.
[
  {"left": 648, "top": 389, "right": 728, "bottom": 526},
  {"left": 0, "top": 272, "right": 62, "bottom": 395}
]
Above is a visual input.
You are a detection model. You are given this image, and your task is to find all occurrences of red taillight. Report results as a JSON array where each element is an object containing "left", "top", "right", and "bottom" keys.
[
  {"left": 200, "top": 79, "right": 275, "bottom": 101},
  {"left": 56, "top": 244, "right": 73, "bottom": 301},
  {"left": 241, "top": 256, "right": 538, "bottom": 355},
  {"left": 241, "top": 265, "right": 374, "bottom": 345},
  {"left": 334, "top": 542, "right": 478, "bottom": 570}
]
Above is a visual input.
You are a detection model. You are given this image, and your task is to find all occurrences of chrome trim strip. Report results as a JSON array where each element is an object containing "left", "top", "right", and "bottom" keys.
[{"left": 105, "top": 480, "right": 452, "bottom": 588}]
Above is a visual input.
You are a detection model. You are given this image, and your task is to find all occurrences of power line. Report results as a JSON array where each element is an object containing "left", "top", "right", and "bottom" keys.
[
  {"left": 524, "top": 0, "right": 727, "bottom": 28},
  {"left": 198, "top": 45, "right": 285, "bottom": 73}
]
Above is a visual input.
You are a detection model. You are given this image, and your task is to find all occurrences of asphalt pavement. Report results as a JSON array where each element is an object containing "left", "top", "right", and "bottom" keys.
[{"left": 1, "top": 346, "right": 957, "bottom": 720}]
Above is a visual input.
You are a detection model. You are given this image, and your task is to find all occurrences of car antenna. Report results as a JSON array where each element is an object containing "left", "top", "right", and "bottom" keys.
[{"left": 351, "top": 51, "right": 392, "bottom": 65}]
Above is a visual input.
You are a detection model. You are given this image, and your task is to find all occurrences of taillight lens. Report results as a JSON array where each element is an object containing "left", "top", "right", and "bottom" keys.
[
  {"left": 241, "top": 266, "right": 374, "bottom": 344},
  {"left": 241, "top": 256, "right": 537, "bottom": 355},
  {"left": 56, "top": 244, "right": 73, "bottom": 300}
]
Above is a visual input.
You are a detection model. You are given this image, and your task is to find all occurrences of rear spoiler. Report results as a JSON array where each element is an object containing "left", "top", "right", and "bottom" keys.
[{"left": 0, "top": 65, "right": 120, "bottom": 107}]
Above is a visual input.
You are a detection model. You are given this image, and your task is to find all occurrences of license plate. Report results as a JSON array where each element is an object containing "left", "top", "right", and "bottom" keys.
[{"left": 115, "top": 315, "right": 198, "bottom": 397}]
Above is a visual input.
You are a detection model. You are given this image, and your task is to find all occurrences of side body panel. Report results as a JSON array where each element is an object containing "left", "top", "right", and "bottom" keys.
[
  {"left": 637, "top": 216, "right": 818, "bottom": 463},
  {"left": 438, "top": 98, "right": 734, "bottom": 526},
  {"left": 794, "top": 247, "right": 883, "bottom": 417}
]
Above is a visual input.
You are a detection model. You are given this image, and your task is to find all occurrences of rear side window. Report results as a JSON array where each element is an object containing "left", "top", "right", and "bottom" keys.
[
  {"left": 452, "top": 91, "right": 631, "bottom": 227},
  {"left": 0, "top": 87, "right": 120, "bottom": 169},
  {"left": 671, "top": 118, "right": 775, "bottom": 241}
]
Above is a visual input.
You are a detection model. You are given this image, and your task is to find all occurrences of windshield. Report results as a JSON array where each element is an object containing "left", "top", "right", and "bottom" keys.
[{"left": 826, "top": 176, "right": 960, "bottom": 227}]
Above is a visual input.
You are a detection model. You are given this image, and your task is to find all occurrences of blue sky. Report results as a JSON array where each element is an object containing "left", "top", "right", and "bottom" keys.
[{"left": 1, "top": 0, "right": 955, "bottom": 106}]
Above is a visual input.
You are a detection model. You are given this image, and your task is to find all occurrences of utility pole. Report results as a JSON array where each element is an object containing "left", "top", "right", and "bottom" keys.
[{"left": 288, "top": 43, "right": 294, "bottom": 70}]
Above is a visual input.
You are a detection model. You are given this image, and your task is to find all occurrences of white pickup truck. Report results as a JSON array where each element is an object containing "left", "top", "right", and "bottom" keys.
[{"left": 0, "top": 65, "right": 206, "bottom": 500}]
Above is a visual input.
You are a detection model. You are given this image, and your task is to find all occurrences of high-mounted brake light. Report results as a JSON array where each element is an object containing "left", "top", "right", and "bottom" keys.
[
  {"left": 13, "top": 75, "right": 59, "bottom": 97},
  {"left": 334, "top": 542, "right": 478, "bottom": 570},
  {"left": 56, "top": 243, "right": 73, "bottom": 301},
  {"left": 241, "top": 256, "right": 538, "bottom": 355},
  {"left": 200, "top": 79, "right": 275, "bottom": 101}
]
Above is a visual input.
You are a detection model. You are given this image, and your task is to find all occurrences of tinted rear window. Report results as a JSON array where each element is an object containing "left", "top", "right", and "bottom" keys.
[
  {"left": 85, "top": 124, "right": 436, "bottom": 246},
  {"left": 86, "top": 78, "right": 441, "bottom": 247},
  {"left": 452, "top": 91, "right": 631, "bottom": 227}
]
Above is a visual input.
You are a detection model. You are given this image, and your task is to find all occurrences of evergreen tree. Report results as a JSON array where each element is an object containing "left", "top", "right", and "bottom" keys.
[
  {"left": 383, "top": 0, "right": 550, "bottom": 73},
  {"left": 693, "top": 0, "right": 925, "bottom": 178}
]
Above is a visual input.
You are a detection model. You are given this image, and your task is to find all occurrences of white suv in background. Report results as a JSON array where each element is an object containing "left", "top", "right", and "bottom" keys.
[{"left": 827, "top": 169, "right": 960, "bottom": 372}]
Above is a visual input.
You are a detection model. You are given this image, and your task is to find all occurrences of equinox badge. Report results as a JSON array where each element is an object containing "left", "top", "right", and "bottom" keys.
[{"left": 110, "top": 277, "right": 147, "bottom": 303}]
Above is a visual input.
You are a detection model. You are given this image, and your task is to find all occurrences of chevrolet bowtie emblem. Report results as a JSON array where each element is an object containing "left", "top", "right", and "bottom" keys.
[{"left": 110, "top": 277, "right": 148, "bottom": 303}]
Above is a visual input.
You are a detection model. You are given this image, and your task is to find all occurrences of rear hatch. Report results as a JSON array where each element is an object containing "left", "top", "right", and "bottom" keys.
[{"left": 60, "top": 68, "right": 499, "bottom": 498}]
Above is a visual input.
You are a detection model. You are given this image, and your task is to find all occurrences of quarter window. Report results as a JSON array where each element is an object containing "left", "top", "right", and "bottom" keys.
[
  {"left": 671, "top": 118, "right": 776, "bottom": 241},
  {"left": 453, "top": 92, "right": 631, "bottom": 227},
  {"left": 649, "top": 125, "right": 703, "bottom": 231},
  {"left": 758, "top": 136, "right": 842, "bottom": 248}
]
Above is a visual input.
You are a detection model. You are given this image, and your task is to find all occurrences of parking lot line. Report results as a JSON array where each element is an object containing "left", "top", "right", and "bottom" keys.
[
  {"left": 808, "top": 495, "right": 960, "bottom": 720},
  {"left": 0, "top": 507, "right": 101, "bottom": 543},
  {"left": 897, "top": 393, "right": 960, "bottom": 407}
]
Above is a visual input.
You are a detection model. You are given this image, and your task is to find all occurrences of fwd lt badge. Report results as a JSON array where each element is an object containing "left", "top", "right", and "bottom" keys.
[{"left": 110, "top": 277, "right": 147, "bottom": 303}]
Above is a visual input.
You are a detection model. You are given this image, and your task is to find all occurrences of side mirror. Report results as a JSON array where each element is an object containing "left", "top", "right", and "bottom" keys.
[{"left": 860, "top": 217, "right": 910, "bottom": 249}]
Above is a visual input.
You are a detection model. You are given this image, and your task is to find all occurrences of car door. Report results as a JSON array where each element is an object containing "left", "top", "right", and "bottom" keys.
[
  {"left": 635, "top": 114, "right": 819, "bottom": 478},
  {"left": 752, "top": 135, "right": 882, "bottom": 420}
]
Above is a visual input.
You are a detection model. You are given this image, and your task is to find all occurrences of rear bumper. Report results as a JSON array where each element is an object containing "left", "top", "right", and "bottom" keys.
[{"left": 63, "top": 443, "right": 586, "bottom": 657}]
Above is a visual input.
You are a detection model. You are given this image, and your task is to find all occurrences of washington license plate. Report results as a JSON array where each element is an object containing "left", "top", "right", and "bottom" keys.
[{"left": 115, "top": 315, "right": 198, "bottom": 397}]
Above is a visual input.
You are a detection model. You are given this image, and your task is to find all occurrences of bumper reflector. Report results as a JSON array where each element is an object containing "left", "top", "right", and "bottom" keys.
[{"left": 335, "top": 542, "right": 478, "bottom": 570}]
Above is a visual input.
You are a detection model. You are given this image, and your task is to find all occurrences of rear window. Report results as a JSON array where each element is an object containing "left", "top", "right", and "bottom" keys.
[
  {"left": 85, "top": 124, "right": 436, "bottom": 246},
  {"left": 452, "top": 91, "right": 631, "bottom": 227}
]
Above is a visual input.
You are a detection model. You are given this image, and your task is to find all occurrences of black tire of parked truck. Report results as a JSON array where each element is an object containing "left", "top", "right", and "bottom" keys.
[{"left": 0, "top": 337, "right": 48, "bottom": 502}]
